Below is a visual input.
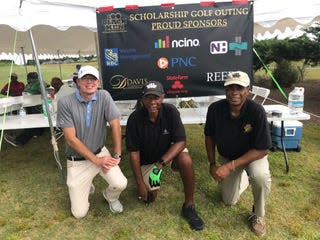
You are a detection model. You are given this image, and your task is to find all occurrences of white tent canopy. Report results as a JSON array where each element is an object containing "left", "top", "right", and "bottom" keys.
[{"left": 1, "top": 0, "right": 320, "bottom": 58}]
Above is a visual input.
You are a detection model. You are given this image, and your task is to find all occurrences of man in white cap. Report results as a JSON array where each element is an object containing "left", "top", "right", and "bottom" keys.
[
  {"left": 204, "top": 71, "right": 272, "bottom": 237},
  {"left": 56, "top": 65, "right": 127, "bottom": 218},
  {"left": 126, "top": 81, "right": 204, "bottom": 231}
]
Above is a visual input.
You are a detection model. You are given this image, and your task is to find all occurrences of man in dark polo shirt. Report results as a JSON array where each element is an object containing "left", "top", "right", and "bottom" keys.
[
  {"left": 204, "top": 71, "right": 272, "bottom": 237},
  {"left": 126, "top": 81, "right": 204, "bottom": 231}
]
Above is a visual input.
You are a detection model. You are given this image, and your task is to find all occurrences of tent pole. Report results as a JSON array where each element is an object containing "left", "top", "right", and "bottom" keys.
[
  {"left": 57, "top": 49, "right": 62, "bottom": 80},
  {"left": 27, "top": 29, "right": 64, "bottom": 184},
  {"left": 94, "top": 32, "right": 102, "bottom": 86},
  {"left": 20, "top": 47, "right": 28, "bottom": 75}
]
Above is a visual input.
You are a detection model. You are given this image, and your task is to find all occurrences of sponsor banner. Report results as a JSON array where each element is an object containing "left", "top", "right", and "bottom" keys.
[{"left": 97, "top": 2, "right": 253, "bottom": 100}]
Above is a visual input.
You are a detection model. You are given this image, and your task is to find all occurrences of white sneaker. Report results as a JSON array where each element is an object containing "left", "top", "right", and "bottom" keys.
[
  {"left": 248, "top": 214, "right": 266, "bottom": 237},
  {"left": 102, "top": 190, "right": 123, "bottom": 213}
]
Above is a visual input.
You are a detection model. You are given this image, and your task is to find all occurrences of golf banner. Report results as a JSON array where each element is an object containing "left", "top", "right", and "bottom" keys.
[{"left": 96, "top": 1, "right": 253, "bottom": 100}]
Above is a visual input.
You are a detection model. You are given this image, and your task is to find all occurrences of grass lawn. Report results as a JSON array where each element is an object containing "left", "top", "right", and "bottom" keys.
[
  {"left": 0, "top": 62, "right": 97, "bottom": 89},
  {"left": 0, "top": 62, "right": 319, "bottom": 239},
  {"left": 0, "top": 123, "right": 319, "bottom": 240}
]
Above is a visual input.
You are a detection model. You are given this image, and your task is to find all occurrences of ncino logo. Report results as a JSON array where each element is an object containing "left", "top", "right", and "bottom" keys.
[{"left": 154, "top": 36, "right": 200, "bottom": 48}]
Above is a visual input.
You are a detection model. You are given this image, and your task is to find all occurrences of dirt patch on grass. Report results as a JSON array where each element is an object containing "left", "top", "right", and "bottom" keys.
[{"left": 254, "top": 79, "right": 320, "bottom": 124}]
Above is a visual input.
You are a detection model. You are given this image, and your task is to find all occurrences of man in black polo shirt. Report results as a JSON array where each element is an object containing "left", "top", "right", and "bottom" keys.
[
  {"left": 126, "top": 81, "right": 204, "bottom": 231},
  {"left": 204, "top": 71, "right": 272, "bottom": 237}
]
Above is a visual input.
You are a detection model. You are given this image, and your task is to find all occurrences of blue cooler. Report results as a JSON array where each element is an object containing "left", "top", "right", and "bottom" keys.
[{"left": 270, "top": 120, "right": 303, "bottom": 151}]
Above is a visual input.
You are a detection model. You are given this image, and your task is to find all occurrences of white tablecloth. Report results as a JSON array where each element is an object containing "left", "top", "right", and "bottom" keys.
[
  {"left": 0, "top": 96, "right": 226, "bottom": 130},
  {"left": 263, "top": 104, "right": 310, "bottom": 122}
]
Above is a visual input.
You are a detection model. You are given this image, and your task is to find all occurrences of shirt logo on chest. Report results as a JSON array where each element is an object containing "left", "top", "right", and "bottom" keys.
[
  {"left": 162, "top": 129, "right": 170, "bottom": 135},
  {"left": 243, "top": 124, "right": 253, "bottom": 133}
]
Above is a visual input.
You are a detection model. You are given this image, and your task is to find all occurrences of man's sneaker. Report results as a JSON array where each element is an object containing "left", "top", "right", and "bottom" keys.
[
  {"left": 181, "top": 204, "right": 204, "bottom": 231},
  {"left": 89, "top": 184, "right": 95, "bottom": 195},
  {"left": 102, "top": 190, "right": 123, "bottom": 213},
  {"left": 4, "top": 133, "right": 21, "bottom": 147},
  {"left": 249, "top": 214, "right": 266, "bottom": 237}
]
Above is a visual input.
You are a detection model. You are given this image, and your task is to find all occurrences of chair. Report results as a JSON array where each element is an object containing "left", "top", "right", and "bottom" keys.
[
  {"left": 53, "top": 127, "right": 64, "bottom": 141},
  {"left": 250, "top": 85, "right": 270, "bottom": 105}
]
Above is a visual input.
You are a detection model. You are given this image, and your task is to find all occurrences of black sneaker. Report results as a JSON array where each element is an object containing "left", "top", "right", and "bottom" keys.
[
  {"left": 181, "top": 204, "right": 204, "bottom": 231},
  {"left": 4, "top": 133, "right": 21, "bottom": 147}
]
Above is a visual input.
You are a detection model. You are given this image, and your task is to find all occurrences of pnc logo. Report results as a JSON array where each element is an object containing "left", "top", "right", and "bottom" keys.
[
  {"left": 157, "top": 57, "right": 169, "bottom": 69},
  {"left": 171, "top": 56, "right": 197, "bottom": 68},
  {"left": 154, "top": 36, "right": 200, "bottom": 48},
  {"left": 156, "top": 57, "right": 197, "bottom": 69}
]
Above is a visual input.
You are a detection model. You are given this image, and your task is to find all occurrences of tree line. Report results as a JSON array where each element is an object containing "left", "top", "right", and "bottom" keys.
[{"left": 253, "top": 23, "right": 320, "bottom": 87}]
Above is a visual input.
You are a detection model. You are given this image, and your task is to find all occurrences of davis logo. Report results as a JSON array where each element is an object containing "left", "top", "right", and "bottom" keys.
[
  {"left": 104, "top": 48, "right": 119, "bottom": 67},
  {"left": 110, "top": 75, "right": 148, "bottom": 89},
  {"left": 154, "top": 36, "right": 200, "bottom": 48},
  {"left": 210, "top": 36, "right": 248, "bottom": 55}
]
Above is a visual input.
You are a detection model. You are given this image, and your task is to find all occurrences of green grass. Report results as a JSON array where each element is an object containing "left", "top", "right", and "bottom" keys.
[
  {"left": 304, "top": 67, "right": 320, "bottom": 80},
  {"left": 254, "top": 61, "right": 319, "bottom": 81},
  {"left": 1, "top": 62, "right": 320, "bottom": 239},
  {"left": 0, "top": 124, "right": 319, "bottom": 240},
  {"left": 0, "top": 62, "right": 97, "bottom": 89}
]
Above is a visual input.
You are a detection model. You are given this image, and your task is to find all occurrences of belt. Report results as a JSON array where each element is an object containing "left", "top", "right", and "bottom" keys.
[{"left": 67, "top": 147, "right": 102, "bottom": 161}]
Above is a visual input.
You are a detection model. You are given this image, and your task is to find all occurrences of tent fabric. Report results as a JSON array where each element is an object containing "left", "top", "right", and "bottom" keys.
[
  {"left": 0, "top": 25, "right": 96, "bottom": 55},
  {"left": 1, "top": 0, "right": 320, "bottom": 55}
]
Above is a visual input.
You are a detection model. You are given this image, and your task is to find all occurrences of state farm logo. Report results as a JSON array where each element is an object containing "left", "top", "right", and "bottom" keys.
[
  {"left": 166, "top": 75, "right": 189, "bottom": 90},
  {"left": 171, "top": 81, "right": 184, "bottom": 89},
  {"left": 157, "top": 57, "right": 169, "bottom": 69}
]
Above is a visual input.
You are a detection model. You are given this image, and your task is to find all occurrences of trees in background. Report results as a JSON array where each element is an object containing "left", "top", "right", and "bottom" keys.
[{"left": 253, "top": 23, "right": 320, "bottom": 87}]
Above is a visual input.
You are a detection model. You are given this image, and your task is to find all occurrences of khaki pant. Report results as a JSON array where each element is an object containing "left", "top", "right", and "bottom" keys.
[
  {"left": 141, "top": 148, "right": 189, "bottom": 191},
  {"left": 219, "top": 155, "right": 271, "bottom": 217},
  {"left": 66, "top": 146, "right": 127, "bottom": 218}
]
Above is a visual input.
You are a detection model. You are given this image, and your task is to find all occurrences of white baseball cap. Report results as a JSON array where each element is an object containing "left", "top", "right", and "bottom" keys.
[
  {"left": 78, "top": 66, "right": 99, "bottom": 79},
  {"left": 224, "top": 71, "right": 250, "bottom": 87}
]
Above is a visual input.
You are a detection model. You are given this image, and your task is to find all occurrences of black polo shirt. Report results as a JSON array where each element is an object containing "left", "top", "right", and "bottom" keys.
[
  {"left": 204, "top": 99, "right": 272, "bottom": 160},
  {"left": 126, "top": 103, "right": 186, "bottom": 165}
]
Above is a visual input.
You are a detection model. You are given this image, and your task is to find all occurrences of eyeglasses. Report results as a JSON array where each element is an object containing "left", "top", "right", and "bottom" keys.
[{"left": 80, "top": 76, "right": 98, "bottom": 82}]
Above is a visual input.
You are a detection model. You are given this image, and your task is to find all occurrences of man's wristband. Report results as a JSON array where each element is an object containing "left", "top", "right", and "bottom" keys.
[
  {"left": 231, "top": 160, "right": 235, "bottom": 171},
  {"left": 113, "top": 153, "right": 121, "bottom": 159}
]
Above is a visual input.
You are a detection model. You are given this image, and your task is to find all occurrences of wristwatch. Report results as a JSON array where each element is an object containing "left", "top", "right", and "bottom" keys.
[{"left": 113, "top": 153, "right": 121, "bottom": 159}]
